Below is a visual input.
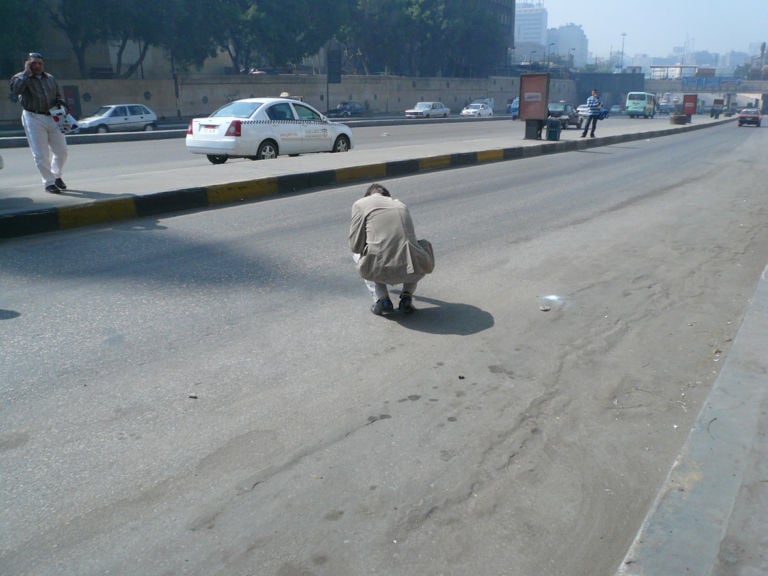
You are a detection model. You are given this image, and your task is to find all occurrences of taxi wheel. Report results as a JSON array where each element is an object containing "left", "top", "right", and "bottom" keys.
[
  {"left": 332, "top": 134, "right": 351, "bottom": 153},
  {"left": 257, "top": 140, "right": 278, "bottom": 159},
  {"left": 97, "top": 125, "right": 109, "bottom": 133},
  {"left": 206, "top": 154, "right": 228, "bottom": 164}
]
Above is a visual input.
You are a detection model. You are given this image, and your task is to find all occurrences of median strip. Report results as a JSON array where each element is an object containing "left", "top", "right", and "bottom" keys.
[{"left": 0, "top": 119, "right": 732, "bottom": 240}]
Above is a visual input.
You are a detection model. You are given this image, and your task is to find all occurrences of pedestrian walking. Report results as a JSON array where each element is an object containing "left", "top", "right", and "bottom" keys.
[
  {"left": 349, "top": 183, "right": 435, "bottom": 315},
  {"left": 581, "top": 88, "right": 602, "bottom": 138},
  {"left": 9, "top": 52, "right": 69, "bottom": 194}
]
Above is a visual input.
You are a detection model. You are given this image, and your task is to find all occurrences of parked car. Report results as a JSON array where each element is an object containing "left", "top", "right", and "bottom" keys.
[
  {"left": 405, "top": 101, "right": 450, "bottom": 118},
  {"left": 471, "top": 97, "right": 494, "bottom": 109},
  {"left": 547, "top": 101, "right": 580, "bottom": 129},
  {"left": 185, "top": 97, "right": 353, "bottom": 164},
  {"left": 326, "top": 101, "right": 366, "bottom": 118},
  {"left": 460, "top": 102, "right": 493, "bottom": 118},
  {"left": 737, "top": 108, "right": 762, "bottom": 127},
  {"left": 77, "top": 104, "right": 157, "bottom": 133}
]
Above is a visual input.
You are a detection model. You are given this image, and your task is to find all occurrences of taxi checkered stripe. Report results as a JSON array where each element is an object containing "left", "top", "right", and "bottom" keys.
[{"left": 217, "top": 120, "right": 329, "bottom": 125}]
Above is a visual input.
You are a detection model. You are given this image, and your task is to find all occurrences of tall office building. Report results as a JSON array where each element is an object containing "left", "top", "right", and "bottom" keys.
[
  {"left": 515, "top": 2, "right": 547, "bottom": 62},
  {"left": 515, "top": 2, "right": 547, "bottom": 45}
]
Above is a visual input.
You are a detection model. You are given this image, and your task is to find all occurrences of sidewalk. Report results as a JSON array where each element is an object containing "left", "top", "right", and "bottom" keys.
[
  {"left": 615, "top": 263, "right": 768, "bottom": 576},
  {"left": 0, "top": 115, "right": 730, "bottom": 239}
]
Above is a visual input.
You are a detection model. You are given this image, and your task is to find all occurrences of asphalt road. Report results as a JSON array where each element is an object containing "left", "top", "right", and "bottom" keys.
[{"left": 1, "top": 123, "right": 767, "bottom": 576}]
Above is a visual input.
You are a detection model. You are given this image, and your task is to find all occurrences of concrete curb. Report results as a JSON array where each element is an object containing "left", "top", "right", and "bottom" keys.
[
  {"left": 0, "top": 119, "right": 726, "bottom": 240},
  {"left": 615, "top": 263, "right": 768, "bottom": 576}
]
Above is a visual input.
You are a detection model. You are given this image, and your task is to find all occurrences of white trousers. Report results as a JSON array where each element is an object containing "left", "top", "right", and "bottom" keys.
[
  {"left": 352, "top": 254, "right": 417, "bottom": 301},
  {"left": 21, "top": 109, "right": 68, "bottom": 188}
]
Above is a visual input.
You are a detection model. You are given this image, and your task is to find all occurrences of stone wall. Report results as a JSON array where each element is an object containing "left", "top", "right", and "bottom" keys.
[{"left": 3, "top": 74, "right": 578, "bottom": 125}]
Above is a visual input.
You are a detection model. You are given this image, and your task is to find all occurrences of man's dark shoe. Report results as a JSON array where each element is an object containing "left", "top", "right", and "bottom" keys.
[
  {"left": 371, "top": 297, "right": 394, "bottom": 315},
  {"left": 580, "top": 133, "right": 587, "bottom": 138},
  {"left": 45, "top": 184, "right": 60, "bottom": 194},
  {"left": 398, "top": 293, "right": 415, "bottom": 315},
  {"left": 54, "top": 178, "right": 67, "bottom": 190}
]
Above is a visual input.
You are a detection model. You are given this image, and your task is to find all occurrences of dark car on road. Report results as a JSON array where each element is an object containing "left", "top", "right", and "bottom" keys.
[
  {"left": 326, "top": 101, "right": 366, "bottom": 118},
  {"left": 548, "top": 102, "right": 581, "bottom": 130}
]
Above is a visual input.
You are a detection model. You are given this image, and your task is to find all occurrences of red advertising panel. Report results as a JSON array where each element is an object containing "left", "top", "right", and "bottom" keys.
[
  {"left": 683, "top": 94, "right": 698, "bottom": 115},
  {"left": 519, "top": 74, "right": 550, "bottom": 120}
]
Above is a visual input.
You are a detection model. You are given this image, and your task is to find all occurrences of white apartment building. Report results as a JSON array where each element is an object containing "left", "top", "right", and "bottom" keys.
[{"left": 515, "top": 1, "right": 547, "bottom": 62}]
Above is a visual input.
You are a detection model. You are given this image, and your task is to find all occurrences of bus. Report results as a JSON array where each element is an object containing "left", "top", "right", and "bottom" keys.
[{"left": 625, "top": 92, "right": 657, "bottom": 118}]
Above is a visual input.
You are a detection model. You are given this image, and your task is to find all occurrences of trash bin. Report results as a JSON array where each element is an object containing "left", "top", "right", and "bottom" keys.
[{"left": 546, "top": 118, "right": 561, "bottom": 141}]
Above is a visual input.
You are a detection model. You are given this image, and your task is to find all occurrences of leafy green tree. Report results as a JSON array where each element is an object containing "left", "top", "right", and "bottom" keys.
[
  {"left": 102, "top": 0, "right": 166, "bottom": 78},
  {"left": 439, "top": 0, "right": 506, "bottom": 77},
  {"left": 212, "top": 0, "right": 264, "bottom": 73},
  {"left": 48, "top": 0, "right": 110, "bottom": 78},
  {"left": 341, "top": 0, "right": 505, "bottom": 77},
  {"left": 339, "top": 0, "right": 417, "bottom": 76},
  {"left": 0, "top": 0, "right": 42, "bottom": 76},
  {"left": 238, "top": 0, "right": 354, "bottom": 71},
  {"left": 208, "top": 0, "right": 354, "bottom": 73},
  {"left": 157, "top": 0, "right": 219, "bottom": 73}
]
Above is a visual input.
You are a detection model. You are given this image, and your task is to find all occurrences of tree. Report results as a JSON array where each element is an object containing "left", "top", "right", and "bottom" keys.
[
  {"left": 102, "top": 0, "right": 166, "bottom": 78},
  {"left": 213, "top": 0, "right": 264, "bottom": 73},
  {"left": 157, "top": 0, "right": 220, "bottom": 73},
  {"left": 48, "top": 0, "right": 108, "bottom": 78},
  {"left": 340, "top": 0, "right": 505, "bottom": 78},
  {"left": 253, "top": 0, "right": 354, "bottom": 71},
  {"left": 438, "top": 0, "right": 506, "bottom": 77},
  {"left": 209, "top": 0, "right": 354, "bottom": 73},
  {"left": 0, "top": 0, "right": 42, "bottom": 76},
  {"left": 339, "top": 0, "right": 419, "bottom": 76}
]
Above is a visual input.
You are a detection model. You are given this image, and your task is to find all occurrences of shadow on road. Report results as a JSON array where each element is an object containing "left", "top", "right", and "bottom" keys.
[{"left": 394, "top": 295, "right": 494, "bottom": 335}]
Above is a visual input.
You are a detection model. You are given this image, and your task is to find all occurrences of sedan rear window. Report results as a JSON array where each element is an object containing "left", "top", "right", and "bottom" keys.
[{"left": 211, "top": 101, "right": 264, "bottom": 118}]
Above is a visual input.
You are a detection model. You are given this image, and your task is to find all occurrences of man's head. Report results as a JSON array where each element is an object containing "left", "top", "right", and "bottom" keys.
[
  {"left": 27, "top": 52, "right": 44, "bottom": 74},
  {"left": 364, "top": 183, "right": 391, "bottom": 197},
  {"left": 592, "top": 88, "right": 598, "bottom": 96}
]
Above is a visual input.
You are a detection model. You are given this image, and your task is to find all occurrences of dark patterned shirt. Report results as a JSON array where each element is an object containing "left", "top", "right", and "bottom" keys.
[{"left": 9, "top": 71, "right": 61, "bottom": 114}]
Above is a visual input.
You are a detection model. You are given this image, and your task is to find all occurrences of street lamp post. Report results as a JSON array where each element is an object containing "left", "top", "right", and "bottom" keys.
[
  {"left": 621, "top": 32, "right": 626, "bottom": 70},
  {"left": 546, "top": 42, "right": 555, "bottom": 67}
]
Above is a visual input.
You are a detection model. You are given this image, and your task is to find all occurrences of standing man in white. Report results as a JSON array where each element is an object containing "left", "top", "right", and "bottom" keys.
[{"left": 10, "top": 52, "right": 69, "bottom": 194}]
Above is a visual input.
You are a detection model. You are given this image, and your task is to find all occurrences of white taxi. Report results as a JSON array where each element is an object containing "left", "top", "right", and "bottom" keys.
[{"left": 186, "top": 97, "right": 354, "bottom": 164}]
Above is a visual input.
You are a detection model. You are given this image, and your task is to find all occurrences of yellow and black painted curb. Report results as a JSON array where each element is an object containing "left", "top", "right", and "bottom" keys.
[{"left": 0, "top": 121, "right": 722, "bottom": 240}]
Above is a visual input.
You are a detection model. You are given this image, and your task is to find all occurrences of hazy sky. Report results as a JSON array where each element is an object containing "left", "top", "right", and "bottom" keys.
[{"left": 542, "top": 0, "right": 768, "bottom": 58}]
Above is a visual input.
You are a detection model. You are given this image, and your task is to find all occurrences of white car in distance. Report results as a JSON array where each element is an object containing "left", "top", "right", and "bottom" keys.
[
  {"left": 460, "top": 102, "right": 493, "bottom": 117},
  {"left": 186, "top": 97, "right": 354, "bottom": 164},
  {"left": 405, "top": 101, "right": 450, "bottom": 118}
]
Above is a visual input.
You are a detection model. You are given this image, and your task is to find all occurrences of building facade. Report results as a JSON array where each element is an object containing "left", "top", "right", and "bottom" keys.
[
  {"left": 514, "top": 1, "right": 548, "bottom": 63},
  {"left": 548, "top": 24, "right": 588, "bottom": 68}
]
